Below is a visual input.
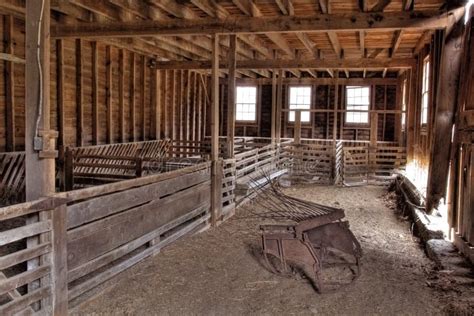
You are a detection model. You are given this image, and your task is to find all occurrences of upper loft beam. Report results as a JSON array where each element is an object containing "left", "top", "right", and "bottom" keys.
[
  {"left": 51, "top": 9, "right": 463, "bottom": 38},
  {"left": 153, "top": 57, "right": 415, "bottom": 70}
]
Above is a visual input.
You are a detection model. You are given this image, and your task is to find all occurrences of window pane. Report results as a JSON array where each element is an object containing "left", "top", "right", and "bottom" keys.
[
  {"left": 289, "top": 87, "right": 311, "bottom": 122},
  {"left": 346, "top": 86, "right": 370, "bottom": 124},
  {"left": 236, "top": 86, "right": 257, "bottom": 121}
]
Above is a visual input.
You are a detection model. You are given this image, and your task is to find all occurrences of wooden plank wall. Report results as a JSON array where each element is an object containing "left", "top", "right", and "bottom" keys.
[{"left": 0, "top": 15, "right": 208, "bottom": 153}]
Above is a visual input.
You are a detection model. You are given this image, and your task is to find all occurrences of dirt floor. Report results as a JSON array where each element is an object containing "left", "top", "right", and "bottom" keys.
[{"left": 72, "top": 185, "right": 472, "bottom": 315}]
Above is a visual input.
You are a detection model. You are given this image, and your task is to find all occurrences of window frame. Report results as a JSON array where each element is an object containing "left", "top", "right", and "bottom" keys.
[
  {"left": 235, "top": 85, "right": 258, "bottom": 123},
  {"left": 421, "top": 55, "right": 430, "bottom": 125},
  {"left": 287, "top": 85, "right": 312, "bottom": 124},
  {"left": 344, "top": 85, "right": 371, "bottom": 126}
]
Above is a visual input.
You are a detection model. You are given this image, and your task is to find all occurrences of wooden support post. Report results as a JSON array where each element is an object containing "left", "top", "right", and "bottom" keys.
[
  {"left": 56, "top": 39, "right": 65, "bottom": 191},
  {"left": 118, "top": 49, "right": 125, "bottom": 143},
  {"left": 106, "top": 46, "right": 113, "bottom": 144},
  {"left": 4, "top": 15, "right": 15, "bottom": 151},
  {"left": 370, "top": 112, "right": 378, "bottom": 147},
  {"left": 130, "top": 53, "right": 136, "bottom": 142},
  {"left": 276, "top": 69, "right": 283, "bottom": 143},
  {"left": 26, "top": 0, "right": 55, "bottom": 200},
  {"left": 294, "top": 110, "right": 302, "bottom": 144},
  {"left": 92, "top": 41, "right": 99, "bottom": 145},
  {"left": 226, "top": 34, "right": 236, "bottom": 158},
  {"left": 211, "top": 34, "right": 221, "bottom": 226},
  {"left": 75, "top": 39, "right": 83, "bottom": 147},
  {"left": 271, "top": 70, "right": 277, "bottom": 143},
  {"left": 26, "top": 1, "right": 55, "bottom": 309},
  {"left": 333, "top": 72, "right": 339, "bottom": 142},
  {"left": 151, "top": 65, "right": 160, "bottom": 140},
  {"left": 56, "top": 40, "right": 64, "bottom": 154},
  {"left": 426, "top": 21, "right": 464, "bottom": 213},
  {"left": 163, "top": 70, "right": 169, "bottom": 138},
  {"left": 50, "top": 203, "right": 68, "bottom": 314},
  {"left": 141, "top": 55, "right": 146, "bottom": 141}
]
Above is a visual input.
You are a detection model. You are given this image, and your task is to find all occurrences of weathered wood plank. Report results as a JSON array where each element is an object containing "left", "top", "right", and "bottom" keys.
[
  {"left": 66, "top": 182, "right": 210, "bottom": 269},
  {"left": 67, "top": 170, "right": 209, "bottom": 228}
]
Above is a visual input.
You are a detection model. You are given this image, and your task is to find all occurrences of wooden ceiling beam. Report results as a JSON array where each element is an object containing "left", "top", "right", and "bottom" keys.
[
  {"left": 153, "top": 57, "right": 416, "bottom": 70},
  {"left": 52, "top": 9, "right": 461, "bottom": 38}
]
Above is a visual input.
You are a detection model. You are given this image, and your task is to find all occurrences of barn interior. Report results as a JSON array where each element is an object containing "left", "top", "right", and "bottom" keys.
[{"left": 0, "top": 0, "right": 473, "bottom": 314}]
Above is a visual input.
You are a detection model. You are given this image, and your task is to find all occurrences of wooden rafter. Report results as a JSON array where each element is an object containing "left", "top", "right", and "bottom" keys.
[
  {"left": 390, "top": 30, "right": 404, "bottom": 58},
  {"left": 232, "top": 0, "right": 294, "bottom": 58}
]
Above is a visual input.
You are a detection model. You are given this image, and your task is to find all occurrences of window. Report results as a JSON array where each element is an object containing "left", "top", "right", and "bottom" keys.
[
  {"left": 421, "top": 56, "right": 430, "bottom": 125},
  {"left": 401, "top": 79, "right": 407, "bottom": 128},
  {"left": 289, "top": 86, "right": 311, "bottom": 122},
  {"left": 236, "top": 86, "right": 257, "bottom": 121},
  {"left": 345, "top": 86, "right": 370, "bottom": 124}
]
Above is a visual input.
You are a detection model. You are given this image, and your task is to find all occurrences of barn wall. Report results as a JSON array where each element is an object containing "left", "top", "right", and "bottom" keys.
[
  {"left": 218, "top": 80, "right": 400, "bottom": 142},
  {"left": 0, "top": 14, "right": 208, "bottom": 153}
]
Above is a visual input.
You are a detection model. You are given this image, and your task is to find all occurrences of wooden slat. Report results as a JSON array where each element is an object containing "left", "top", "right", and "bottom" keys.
[
  {"left": 0, "top": 221, "right": 51, "bottom": 246},
  {"left": 0, "top": 243, "right": 51, "bottom": 270},
  {"left": 0, "top": 265, "right": 50, "bottom": 295},
  {"left": 0, "top": 286, "right": 51, "bottom": 315}
]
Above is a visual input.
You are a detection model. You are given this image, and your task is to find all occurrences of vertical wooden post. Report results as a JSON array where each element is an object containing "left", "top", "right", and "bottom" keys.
[
  {"left": 141, "top": 55, "right": 146, "bottom": 141},
  {"left": 4, "top": 15, "right": 15, "bottom": 152},
  {"left": 406, "top": 68, "right": 416, "bottom": 162},
  {"left": 151, "top": 64, "right": 160, "bottom": 140},
  {"left": 56, "top": 39, "right": 65, "bottom": 191},
  {"left": 226, "top": 35, "right": 236, "bottom": 158},
  {"left": 211, "top": 34, "right": 222, "bottom": 226},
  {"left": 106, "top": 46, "right": 113, "bottom": 144},
  {"left": 75, "top": 39, "right": 83, "bottom": 147},
  {"left": 26, "top": 2, "right": 55, "bottom": 308},
  {"left": 370, "top": 112, "right": 378, "bottom": 147},
  {"left": 92, "top": 41, "right": 99, "bottom": 145},
  {"left": 276, "top": 69, "right": 283, "bottom": 143},
  {"left": 25, "top": 0, "right": 55, "bottom": 200},
  {"left": 163, "top": 70, "right": 169, "bottom": 138},
  {"left": 271, "top": 70, "right": 277, "bottom": 144},
  {"left": 426, "top": 22, "right": 463, "bottom": 213},
  {"left": 171, "top": 70, "right": 177, "bottom": 140},
  {"left": 56, "top": 40, "right": 64, "bottom": 154},
  {"left": 294, "top": 110, "right": 302, "bottom": 145},
  {"left": 332, "top": 72, "right": 339, "bottom": 142},
  {"left": 51, "top": 203, "right": 68, "bottom": 314},
  {"left": 118, "top": 49, "right": 125, "bottom": 143},
  {"left": 130, "top": 53, "right": 136, "bottom": 141}
]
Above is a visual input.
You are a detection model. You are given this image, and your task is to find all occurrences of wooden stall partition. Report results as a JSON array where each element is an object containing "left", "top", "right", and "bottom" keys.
[
  {"left": 221, "top": 158, "right": 236, "bottom": 221},
  {"left": 281, "top": 139, "right": 334, "bottom": 184},
  {"left": 0, "top": 197, "right": 68, "bottom": 315},
  {"left": 56, "top": 162, "right": 212, "bottom": 302}
]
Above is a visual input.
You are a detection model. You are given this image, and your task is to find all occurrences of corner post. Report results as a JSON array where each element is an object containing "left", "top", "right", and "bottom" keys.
[{"left": 211, "top": 34, "right": 222, "bottom": 226}]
